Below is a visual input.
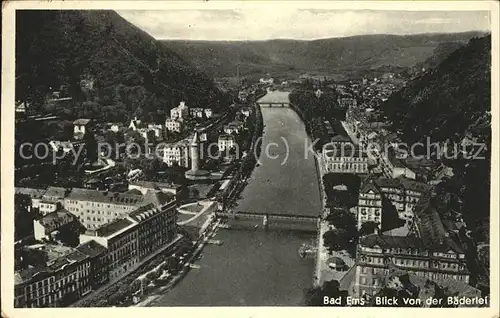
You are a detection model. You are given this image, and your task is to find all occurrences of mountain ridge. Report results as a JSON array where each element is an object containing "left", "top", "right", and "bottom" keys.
[{"left": 161, "top": 31, "right": 486, "bottom": 78}]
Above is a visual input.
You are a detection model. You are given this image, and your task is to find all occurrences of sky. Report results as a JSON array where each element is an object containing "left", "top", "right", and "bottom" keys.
[{"left": 117, "top": 10, "right": 491, "bottom": 41}]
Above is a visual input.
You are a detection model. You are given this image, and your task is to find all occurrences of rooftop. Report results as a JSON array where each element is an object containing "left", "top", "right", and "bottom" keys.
[
  {"left": 43, "top": 186, "right": 68, "bottom": 199},
  {"left": 93, "top": 218, "right": 135, "bottom": 238},
  {"left": 66, "top": 188, "right": 145, "bottom": 206},
  {"left": 127, "top": 203, "right": 160, "bottom": 222},
  {"left": 360, "top": 234, "right": 426, "bottom": 251},
  {"left": 76, "top": 240, "right": 107, "bottom": 258},
  {"left": 73, "top": 118, "right": 91, "bottom": 125},
  {"left": 37, "top": 210, "right": 76, "bottom": 233},
  {"left": 15, "top": 187, "right": 46, "bottom": 199},
  {"left": 374, "top": 177, "right": 431, "bottom": 193},
  {"left": 412, "top": 193, "right": 465, "bottom": 254},
  {"left": 256, "top": 91, "right": 290, "bottom": 104},
  {"left": 129, "top": 180, "right": 182, "bottom": 190},
  {"left": 218, "top": 134, "right": 236, "bottom": 141},
  {"left": 47, "top": 249, "right": 88, "bottom": 271}
]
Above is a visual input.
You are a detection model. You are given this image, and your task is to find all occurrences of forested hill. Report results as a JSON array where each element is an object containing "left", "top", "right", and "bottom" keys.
[
  {"left": 382, "top": 35, "right": 491, "bottom": 146},
  {"left": 381, "top": 35, "right": 491, "bottom": 246},
  {"left": 15, "top": 10, "right": 227, "bottom": 122}
]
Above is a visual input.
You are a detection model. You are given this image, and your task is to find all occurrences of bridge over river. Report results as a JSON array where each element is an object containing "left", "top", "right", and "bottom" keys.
[
  {"left": 256, "top": 90, "right": 291, "bottom": 108},
  {"left": 217, "top": 211, "right": 319, "bottom": 226}
]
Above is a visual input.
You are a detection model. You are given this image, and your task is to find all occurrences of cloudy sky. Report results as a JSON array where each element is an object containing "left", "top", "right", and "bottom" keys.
[{"left": 117, "top": 10, "right": 491, "bottom": 41}]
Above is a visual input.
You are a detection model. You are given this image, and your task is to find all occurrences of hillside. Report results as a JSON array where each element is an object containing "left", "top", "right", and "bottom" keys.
[
  {"left": 15, "top": 10, "right": 228, "bottom": 122},
  {"left": 381, "top": 35, "right": 491, "bottom": 246},
  {"left": 161, "top": 32, "right": 485, "bottom": 79}
]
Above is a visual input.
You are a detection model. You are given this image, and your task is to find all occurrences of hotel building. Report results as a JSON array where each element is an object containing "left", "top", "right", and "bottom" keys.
[
  {"left": 357, "top": 180, "right": 383, "bottom": 230},
  {"left": 14, "top": 244, "right": 92, "bottom": 308},
  {"left": 79, "top": 192, "right": 177, "bottom": 281},
  {"left": 348, "top": 192, "right": 470, "bottom": 298}
]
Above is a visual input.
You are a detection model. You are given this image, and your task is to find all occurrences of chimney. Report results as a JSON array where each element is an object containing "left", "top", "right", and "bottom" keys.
[{"left": 374, "top": 227, "right": 380, "bottom": 235}]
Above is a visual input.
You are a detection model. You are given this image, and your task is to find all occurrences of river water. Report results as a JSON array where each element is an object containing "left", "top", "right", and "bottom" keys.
[{"left": 152, "top": 106, "right": 322, "bottom": 306}]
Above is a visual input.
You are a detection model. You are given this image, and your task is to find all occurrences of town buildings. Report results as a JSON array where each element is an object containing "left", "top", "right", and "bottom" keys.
[
  {"left": 379, "top": 147, "right": 416, "bottom": 180},
  {"left": 75, "top": 240, "right": 109, "bottom": 289},
  {"left": 79, "top": 192, "right": 177, "bottom": 281},
  {"left": 14, "top": 244, "right": 93, "bottom": 308},
  {"left": 165, "top": 118, "right": 183, "bottom": 133},
  {"left": 15, "top": 187, "right": 47, "bottom": 212},
  {"left": 63, "top": 187, "right": 174, "bottom": 230},
  {"left": 204, "top": 108, "right": 213, "bottom": 118},
  {"left": 356, "top": 176, "right": 431, "bottom": 230},
  {"left": 159, "top": 139, "right": 191, "bottom": 168},
  {"left": 357, "top": 180, "right": 383, "bottom": 230},
  {"left": 79, "top": 218, "right": 139, "bottom": 281},
  {"left": 241, "top": 107, "right": 252, "bottom": 118},
  {"left": 190, "top": 107, "right": 204, "bottom": 118},
  {"left": 128, "top": 117, "right": 143, "bottom": 131},
  {"left": 33, "top": 210, "right": 80, "bottom": 241},
  {"left": 218, "top": 134, "right": 236, "bottom": 152},
  {"left": 128, "top": 180, "right": 185, "bottom": 202},
  {"left": 146, "top": 124, "right": 164, "bottom": 141},
  {"left": 73, "top": 119, "right": 92, "bottom": 140},
  {"left": 349, "top": 192, "right": 470, "bottom": 299},
  {"left": 170, "top": 101, "right": 189, "bottom": 121},
  {"left": 323, "top": 141, "right": 369, "bottom": 174},
  {"left": 374, "top": 177, "right": 431, "bottom": 224},
  {"left": 223, "top": 120, "right": 244, "bottom": 135}
]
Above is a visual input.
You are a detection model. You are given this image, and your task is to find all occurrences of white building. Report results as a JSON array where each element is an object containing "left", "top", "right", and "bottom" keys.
[
  {"left": 147, "top": 124, "right": 164, "bottom": 140},
  {"left": 159, "top": 139, "right": 190, "bottom": 168},
  {"left": 241, "top": 107, "right": 252, "bottom": 118},
  {"left": 223, "top": 121, "right": 243, "bottom": 135},
  {"left": 127, "top": 169, "right": 144, "bottom": 182},
  {"left": 33, "top": 210, "right": 77, "bottom": 241},
  {"left": 170, "top": 101, "right": 189, "bottom": 121},
  {"left": 128, "top": 117, "right": 143, "bottom": 131},
  {"left": 108, "top": 124, "right": 120, "bottom": 133},
  {"left": 165, "top": 118, "right": 182, "bottom": 133},
  {"left": 190, "top": 108, "right": 204, "bottom": 118},
  {"left": 259, "top": 78, "right": 274, "bottom": 85},
  {"left": 218, "top": 134, "right": 236, "bottom": 152},
  {"left": 73, "top": 119, "right": 91, "bottom": 139},
  {"left": 204, "top": 109, "right": 213, "bottom": 118},
  {"left": 38, "top": 201, "right": 59, "bottom": 215}
]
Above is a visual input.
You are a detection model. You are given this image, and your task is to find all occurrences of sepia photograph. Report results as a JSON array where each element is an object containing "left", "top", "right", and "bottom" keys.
[{"left": 1, "top": 0, "right": 498, "bottom": 316}]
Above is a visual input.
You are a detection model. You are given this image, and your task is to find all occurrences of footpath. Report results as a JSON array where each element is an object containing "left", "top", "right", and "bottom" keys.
[{"left": 313, "top": 152, "right": 355, "bottom": 287}]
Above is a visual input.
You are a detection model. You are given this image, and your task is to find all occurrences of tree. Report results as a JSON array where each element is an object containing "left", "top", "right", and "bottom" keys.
[
  {"left": 323, "top": 229, "right": 353, "bottom": 252},
  {"left": 145, "top": 270, "right": 160, "bottom": 282},
  {"left": 127, "top": 280, "right": 142, "bottom": 294},
  {"left": 326, "top": 208, "right": 356, "bottom": 231},
  {"left": 166, "top": 256, "right": 181, "bottom": 273},
  {"left": 304, "top": 280, "right": 348, "bottom": 306},
  {"left": 15, "top": 194, "right": 34, "bottom": 241},
  {"left": 83, "top": 131, "right": 98, "bottom": 164}
]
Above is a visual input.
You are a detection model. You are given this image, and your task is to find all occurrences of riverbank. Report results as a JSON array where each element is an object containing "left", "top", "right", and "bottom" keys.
[{"left": 132, "top": 217, "right": 221, "bottom": 307}]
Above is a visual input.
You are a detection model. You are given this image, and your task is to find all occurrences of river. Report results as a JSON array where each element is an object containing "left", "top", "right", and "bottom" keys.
[{"left": 152, "top": 105, "right": 323, "bottom": 306}]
